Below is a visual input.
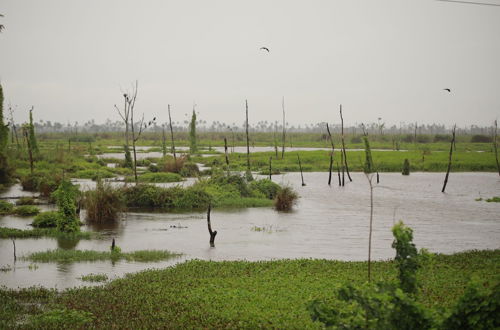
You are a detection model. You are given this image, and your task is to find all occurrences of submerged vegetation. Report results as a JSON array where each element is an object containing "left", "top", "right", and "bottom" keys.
[{"left": 0, "top": 249, "right": 497, "bottom": 329}]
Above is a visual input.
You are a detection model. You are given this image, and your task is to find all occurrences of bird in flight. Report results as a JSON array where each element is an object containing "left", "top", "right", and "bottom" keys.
[
  {"left": 260, "top": 47, "right": 270, "bottom": 53},
  {"left": 443, "top": 88, "right": 451, "bottom": 92}
]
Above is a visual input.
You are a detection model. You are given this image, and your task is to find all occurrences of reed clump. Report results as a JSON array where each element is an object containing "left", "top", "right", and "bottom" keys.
[
  {"left": 83, "top": 181, "right": 124, "bottom": 223},
  {"left": 274, "top": 186, "right": 298, "bottom": 211}
]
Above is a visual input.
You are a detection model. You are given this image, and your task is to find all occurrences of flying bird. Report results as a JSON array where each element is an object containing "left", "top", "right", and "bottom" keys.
[
  {"left": 443, "top": 88, "right": 451, "bottom": 92},
  {"left": 260, "top": 47, "right": 270, "bottom": 53}
]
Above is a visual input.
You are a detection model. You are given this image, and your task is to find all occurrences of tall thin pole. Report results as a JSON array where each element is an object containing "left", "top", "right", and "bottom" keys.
[
  {"left": 442, "top": 125, "right": 456, "bottom": 193},
  {"left": 281, "top": 97, "right": 286, "bottom": 159},
  {"left": 168, "top": 104, "right": 176, "bottom": 161},
  {"left": 340, "top": 105, "right": 352, "bottom": 182},
  {"left": 245, "top": 100, "right": 250, "bottom": 171}
]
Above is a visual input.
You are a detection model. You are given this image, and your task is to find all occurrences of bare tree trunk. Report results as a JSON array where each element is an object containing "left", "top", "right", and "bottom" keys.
[
  {"left": 297, "top": 154, "right": 306, "bottom": 186},
  {"left": 207, "top": 204, "right": 217, "bottom": 247},
  {"left": 281, "top": 97, "right": 286, "bottom": 159},
  {"left": 442, "top": 125, "right": 456, "bottom": 193},
  {"left": 12, "top": 238, "right": 16, "bottom": 262},
  {"left": 337, "top": 161, "right": 341, "bottom": 186},
  {"left": 341, "top": 151, "right": 345, "bottom": 186},
  {"left": 326, "top": 123, "right": 335, "bottom": 186},
  {"left": 224, "top": 137, "right": 229, "bottom": 175},
  {"left": 328, "top": 153, "right": 333, "bottom": 186},
  {"left": 161, "top": 125, "right": 167, "bottom": 157},
  {"left": 269, "top": 156, "right": 272, "bottom": 180},
  {"left": 131, "top": 110, "right": 138, "bottom": 184},
  {"left": 168, "top": 104, "right": 176, "bottom": 161},
  {"left": 245, "top": 100, "right": 250, "bottom": 171},
  {"left": 340, "top": 105, "right": 352, "bottom": 182},
  {"left": 494, "top": 120, "right": 500, "bottom": 176}
]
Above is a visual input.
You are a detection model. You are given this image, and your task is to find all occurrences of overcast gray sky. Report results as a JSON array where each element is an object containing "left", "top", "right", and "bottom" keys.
[{"left": 1, "top": 0, "right": 499, "bottom": 127}]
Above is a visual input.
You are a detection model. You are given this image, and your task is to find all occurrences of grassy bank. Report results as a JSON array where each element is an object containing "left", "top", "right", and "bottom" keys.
[
  {"left": 0, "top": 227, "right": 92, "bottom": 239},
  {"left": 195, "top": 149, "right": 498, "bottom": 173},
  {"left": 1, "top": 249, "right": 498, "bottom": 329}
]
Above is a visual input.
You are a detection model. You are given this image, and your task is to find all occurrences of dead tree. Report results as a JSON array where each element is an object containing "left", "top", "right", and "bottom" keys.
[
  {"left": 128, "top": 81, "right": 156, "bottom": 184},
  {"left": 337, "top": 161, "right": 341, "bottom": 186},
  {"left": 245, "top": 100, "right": 251, "bottom": 172},
  {"left": 441, "top": 125, "right": 456, "bottom": 193},
  {"left": 168, "top": 104, "right": 177, "bottom": 161},
  {"left": 326, "top": 123, "right": 335, "bottom": 185},
  {"left": 340, "top": 105, "right": 352, "bottom": 182},
  {"left": 161, "top": 124, "right": 167, "bottom": 157},
  {"left": 273, "top": 122, "right": 279, "bottom": 158},
  {"left": 207, "top": 204, "right": 217, "bottom": 247},
  {"left": 224, "top": 137, "right": 230, "bottom": 175},
  {"left": 281, "top": 97, "right": 286, "bottom": 159},
  {"left": 297, "top": 154, "right": 306, "bottom": 186},
  {"left": 114, "top": 87, "right": 133, "bottom": 168},
  {"left": 494, "top": 120, "right": 500, "bottom": 176}
]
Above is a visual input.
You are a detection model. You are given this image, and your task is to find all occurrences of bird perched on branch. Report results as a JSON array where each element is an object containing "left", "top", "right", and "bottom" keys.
[{"left": 260, "top": 47, "right": 270, "bottom": 53}]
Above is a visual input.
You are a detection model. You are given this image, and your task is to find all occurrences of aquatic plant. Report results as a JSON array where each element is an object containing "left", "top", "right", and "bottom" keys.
[
  {"left": 15, "top": 196, "right": 36, "bottom": 206},
  {"left": 274, "top": 186, "right": 298, "bottom": 211},
  {"left": 24, "top": 249, "right": 182, "bottom": 263},
  {"left": 0, "top": 200, "right": 14, "bottom": 214},
  {"left": 13, "top": 205, "right": 40, "bottom": 216},
  {"left": 79, "top": 273, "right": 108, "bottom": 282},
  {"left": 402, "top": 158, "right": 410, "bottom": 175},
  {"left": 32, "top": 211, "right": 60, "bottom": 228},
  {"left": 83, "top": 181, "right": 124, "bottom": 223}
]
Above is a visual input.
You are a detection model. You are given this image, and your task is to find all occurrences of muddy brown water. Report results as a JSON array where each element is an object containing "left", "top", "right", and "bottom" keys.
[{"left": 1, "top": 172, "right": 499, "bottom": 289}]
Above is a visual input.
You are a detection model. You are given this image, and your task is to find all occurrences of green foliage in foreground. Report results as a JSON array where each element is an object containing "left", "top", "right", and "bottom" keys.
[
  {"left": 0, "top": 227, "right": 92, "bottom": 239},
  {"left": 1, "top": 250, "right": 497, "bottom": 329},
  {"left": 308, "top": 223, "right": 499, "bottom": 329},
  {"left": 23, "top": 248, "right": 182, "bottom": 263}
]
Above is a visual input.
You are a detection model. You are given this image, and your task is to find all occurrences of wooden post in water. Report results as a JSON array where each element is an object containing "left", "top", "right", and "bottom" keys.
[
  {"left": 494, "top": 120, "right": 500, "bottom": 176},
  {"left": 245, "top": 100, "right": 250, "bottom": 172},
  {"left": 326, "top": 123, "right": 335, "bottom": 185},
  {"left": 339, "top": 105, "right": 352, "bottom": 182},
  {"left": 281, "top": 97, "right": 286, "bottom": 159},
  {"left": 297, "top": 154, "right": 306, "bottom": 186},
  {"left": 441, "top": 125, "right": 456, "bottom": 193},
  {"left": 168, "top": 104, "right": 176, "bottom": 162},
  {"left": 224, "top": 137, "right": 229, "bottom": 175},
  {"left": 12, "top": 238, "right": 16, "bottom": 262},
  {"left": 341, "top": 151, "right": 345, "bottom": 186},
  {"left": 337, "top": 161, "right": 341, "bottom": 186},
  {"left": 376, "top": 171, "right": 380, "bottom": 184},
  {"left": 207, "top": 204, "right": 217, "bottom": 247},
  {"left": 111, "top": 238, "right": 116, "bottom": 251}
]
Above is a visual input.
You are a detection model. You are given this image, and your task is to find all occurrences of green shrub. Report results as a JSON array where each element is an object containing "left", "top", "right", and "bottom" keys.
[
  {"left": 250, "top": 179, "right": 280, "bottom": 199},
  {"left": 15, "top": 196, "right": 36, "bottom": 206},
  {"left": 173, "top": 185, "right": 211, "bottom": 209},
  {"left": 32, "top": 211, "right": 60, "bottom": 228},
  {"left": 442, "top": 279, "right": 500, "bottom": 330},
  {"left": 471, "top": 134, "right": 493, "bottom": 143},
  {"left": 0, "top": 200, "right": 14, "bottom": 214},
  {"left": 121, "top": 184, "right": 182, "bottom": 208},
  {"left": 52, "top": 181, "right": 80, "bottom": 233},
  {"left": 13, "top": 205, "right": 40, "bottom": 216},
  {"left": 179, "top": 162, "right": 200, "bottom": 177},
  {"left": 274, "top": 186, "right": 298, "bottom": 211}
]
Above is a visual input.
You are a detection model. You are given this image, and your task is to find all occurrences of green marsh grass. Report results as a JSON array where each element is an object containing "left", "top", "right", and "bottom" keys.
[
  {"left": 23, "top": 249, "right": 182, "bottom": 263},
  {"left": 0, "top": 227, "right": 92, "bottom": 239},
  {"left": 79, "top": 273, "right": 109, "bottom": 282},
  {"left": 1, "top": 249, "right": 497, "bottom": 329}
]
